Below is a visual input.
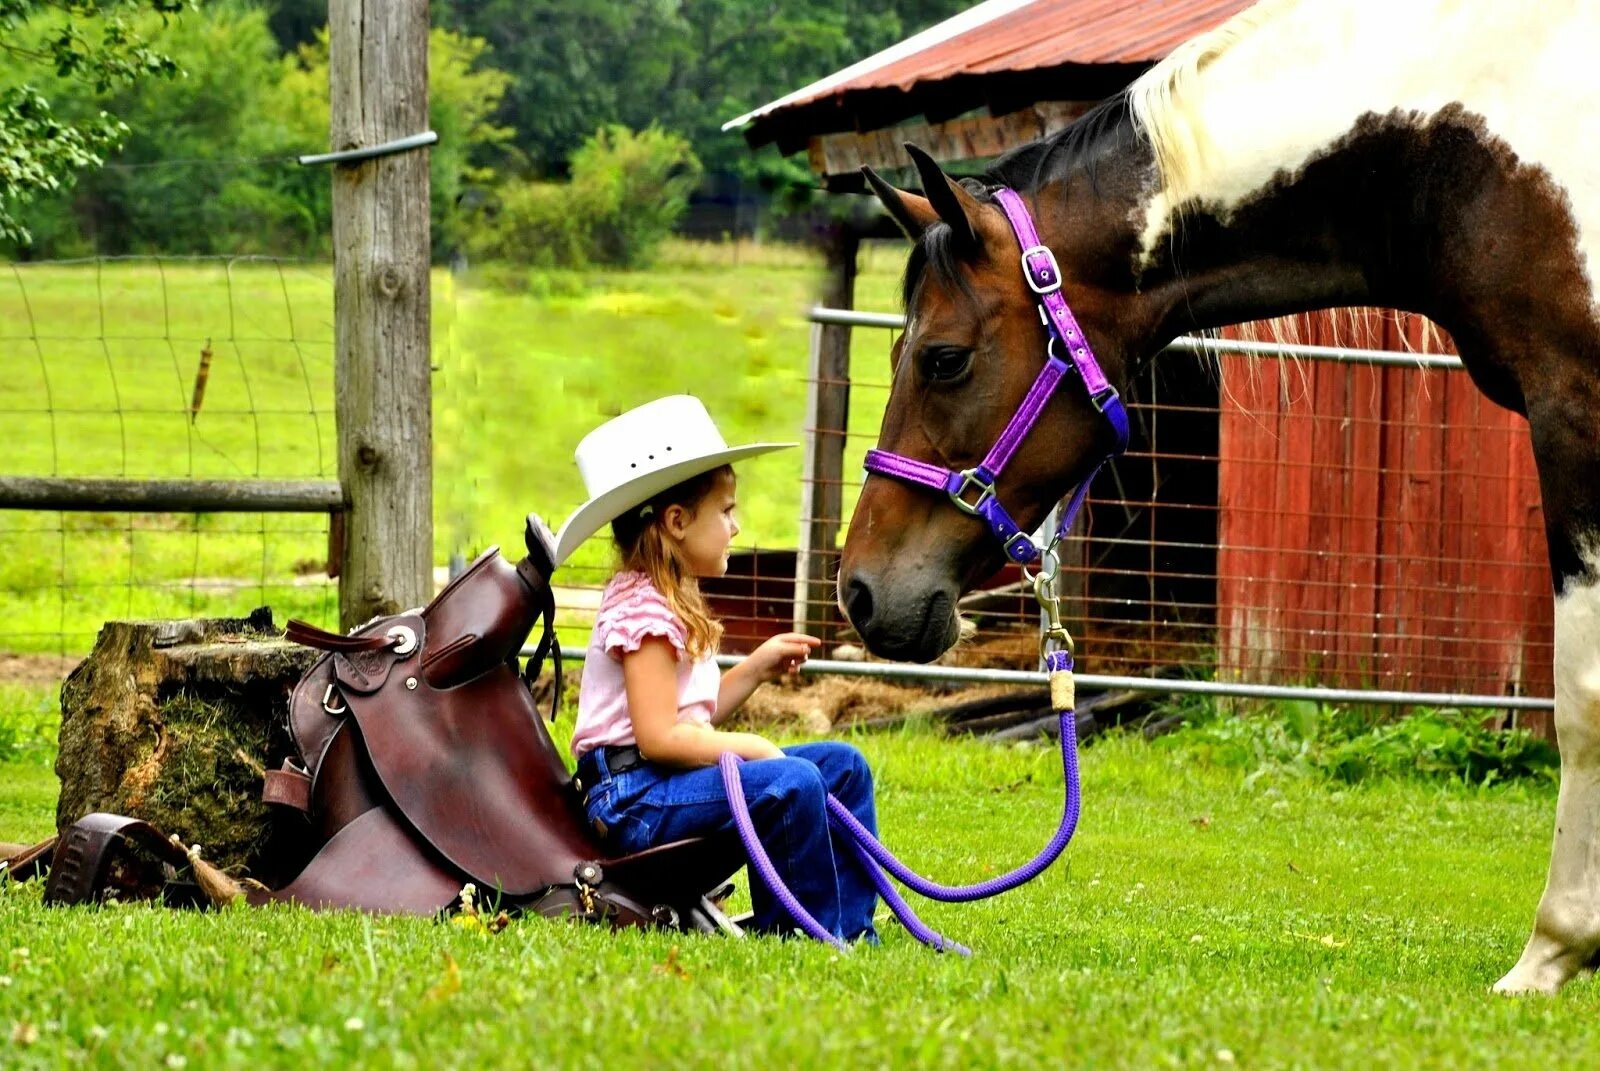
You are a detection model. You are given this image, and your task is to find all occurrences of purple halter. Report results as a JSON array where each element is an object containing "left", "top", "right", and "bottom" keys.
[{"left": 863, "top": 187, "right": 1130, "bottom": 565}]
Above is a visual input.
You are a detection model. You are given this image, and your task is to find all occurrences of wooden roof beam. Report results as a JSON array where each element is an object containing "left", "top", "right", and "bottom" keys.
[{"left": 809, "top": 102, "right": 1095, "bottom": 190}]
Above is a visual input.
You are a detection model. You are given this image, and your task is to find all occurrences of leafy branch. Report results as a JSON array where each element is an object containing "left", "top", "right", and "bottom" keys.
[{"left": 0, "top": 0, "right": 193, "bottom": 243}]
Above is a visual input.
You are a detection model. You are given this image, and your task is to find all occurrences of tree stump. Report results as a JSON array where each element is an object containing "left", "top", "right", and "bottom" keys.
[{"left": 56, "top": 609, "right": 319, "bottom": 887}]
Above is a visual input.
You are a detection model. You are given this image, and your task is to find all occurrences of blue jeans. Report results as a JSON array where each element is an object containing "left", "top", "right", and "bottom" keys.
[{"left": 581, "top": 741, "right": 880, "bottom": 941}]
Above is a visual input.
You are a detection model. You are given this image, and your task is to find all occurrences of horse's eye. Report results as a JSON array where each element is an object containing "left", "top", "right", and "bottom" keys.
[{"left": 921, "top": 346, "right": 972, "bottom": 383}]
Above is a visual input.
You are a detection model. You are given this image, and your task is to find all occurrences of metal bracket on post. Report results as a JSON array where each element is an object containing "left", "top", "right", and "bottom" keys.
[{"left": 298, "top": 131, "right": 439, "bottom": 167}]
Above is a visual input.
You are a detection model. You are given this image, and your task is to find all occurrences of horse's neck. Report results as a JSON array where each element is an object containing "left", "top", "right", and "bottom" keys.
[{"left": 1123, "top": 0, "right": 1600, "bottom": 332}]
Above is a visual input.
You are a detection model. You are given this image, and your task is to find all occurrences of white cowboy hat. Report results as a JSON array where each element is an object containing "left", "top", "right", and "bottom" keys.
[{"left": 553, "top": 395, "right": 794, "bottom": 565}]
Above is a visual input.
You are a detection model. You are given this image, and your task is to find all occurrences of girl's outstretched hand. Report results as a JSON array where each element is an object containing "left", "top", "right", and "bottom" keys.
[{"left": 747, "top": 632, "right": 822, "bottom": 683}]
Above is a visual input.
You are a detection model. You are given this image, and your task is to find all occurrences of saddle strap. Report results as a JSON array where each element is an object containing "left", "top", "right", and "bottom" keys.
[
  {"left": 515, "top": 550, "right": 566, "bottom": 717},
  {"left": 284, "top": 619, "right": 394, "bottom": 654},
  {"left": 42, "top": 813, "right": 190, "bottom": 906},
  {"left": 1, "top": 835, "right": 59, "bottom": 882},
  {"left": 262, "top": 761, "right": 313, "bottom": 813}
]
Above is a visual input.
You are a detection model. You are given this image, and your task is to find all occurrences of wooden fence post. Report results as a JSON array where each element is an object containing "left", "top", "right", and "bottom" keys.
[
  {"left": 329, "top": 0, "right": 433, "bottom": 630},
  {"left": 793, "top": 224, "right": 860, "bottom": 638}
]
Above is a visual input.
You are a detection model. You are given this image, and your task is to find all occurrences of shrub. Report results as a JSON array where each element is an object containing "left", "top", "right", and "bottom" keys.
[
  {"left": 467, "top": 178, "right": 594, "bottom": 268},
  {"left": 1154, "top": 700, "right": 1559, "bottom": 788},
  {"left": 467, "top": 125, "right": 701, "bottom": 269},
  {"left": 570, "top": 125, "right": 702, "bottom": 267}
]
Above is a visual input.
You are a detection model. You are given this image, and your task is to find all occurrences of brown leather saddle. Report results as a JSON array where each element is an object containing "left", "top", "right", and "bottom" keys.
[{"left": 27, "top": 517, "right": 746, "bottom": 933}]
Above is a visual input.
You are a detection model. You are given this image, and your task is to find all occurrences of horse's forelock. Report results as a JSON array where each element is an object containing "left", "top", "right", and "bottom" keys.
[{"left": 902, "top": 220, "right": 982, "bottom": 312}]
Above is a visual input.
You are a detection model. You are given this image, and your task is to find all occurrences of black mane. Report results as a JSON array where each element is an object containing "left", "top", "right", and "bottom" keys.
[
  {"left": 989, "top": 91, "right": 1139, "bottom": 194},
  {"left": 901, "top": 92, "right": 1142, "bottom": 309}
]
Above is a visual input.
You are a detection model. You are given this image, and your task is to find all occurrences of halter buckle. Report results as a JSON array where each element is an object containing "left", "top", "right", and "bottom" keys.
[
  {"left": 1002, "top": 532, "right": 1039, "bottom": 563},
  {"left": 948, "top": 468, "right": 995, "bottom": 517},
  {"left": 1020, "top": 244, "right": 1062, "bottom": 295},
  {"left": 1090, "top": 386, "right": 1120, "bottom": 413}
]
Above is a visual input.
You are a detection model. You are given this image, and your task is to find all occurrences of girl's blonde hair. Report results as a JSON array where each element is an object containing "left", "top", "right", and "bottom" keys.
[{"left": 609, "top": 465, "right": 733, "bottom": 661}]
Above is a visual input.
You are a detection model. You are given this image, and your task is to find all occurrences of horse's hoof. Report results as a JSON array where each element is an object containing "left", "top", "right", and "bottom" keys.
[{"left": 1492, "top": 961, "right": 1570, "bottom": 996}]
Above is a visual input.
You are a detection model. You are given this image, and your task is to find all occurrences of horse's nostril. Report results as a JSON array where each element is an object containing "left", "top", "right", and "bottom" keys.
[{"left": 844, "top": 575, "right": 875, "bottom": 631}]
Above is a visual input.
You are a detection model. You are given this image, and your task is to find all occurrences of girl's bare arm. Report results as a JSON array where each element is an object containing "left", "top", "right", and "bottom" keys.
[
  {"left": 714, "top": 632, "right": 822, "bottom": 723},
  {"left": 623, "top": 638, "right": 782, "bottom": 766}
]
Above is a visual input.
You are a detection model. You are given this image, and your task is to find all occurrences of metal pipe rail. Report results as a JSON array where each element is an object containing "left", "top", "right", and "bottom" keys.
[
  {"left": 548, "top": 649, "right": 1552, "bottom": 712},
  {"left": 810, "top": 306, "right": 1467, "bottom": 369}
]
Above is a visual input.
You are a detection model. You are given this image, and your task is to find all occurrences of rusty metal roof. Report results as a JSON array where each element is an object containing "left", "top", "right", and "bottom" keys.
[{"left": 727, "top": 0, "right": 1252, "bottom": 153}]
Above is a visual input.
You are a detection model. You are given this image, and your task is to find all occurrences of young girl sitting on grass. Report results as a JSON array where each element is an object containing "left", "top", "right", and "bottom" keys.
[{"left": 553, "top": 395, "right": 880, "bottom": 942}]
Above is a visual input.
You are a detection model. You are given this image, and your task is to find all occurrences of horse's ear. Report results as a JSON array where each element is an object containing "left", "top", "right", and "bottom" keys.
[
  {"left": 861, "top": 165, "right": 935, "bottom": 241},
  {"left": 904, "top": 143, "right": 982, "bottom": 258}
]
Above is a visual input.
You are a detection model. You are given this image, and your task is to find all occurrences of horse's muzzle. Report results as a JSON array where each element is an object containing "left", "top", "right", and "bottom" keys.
[{"left": 840, "top": 569, "right": 961, "bottom": 663}]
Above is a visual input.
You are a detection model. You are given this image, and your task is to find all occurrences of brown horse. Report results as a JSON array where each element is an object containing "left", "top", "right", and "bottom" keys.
[{"left": 839, "top": 0, "right": 1600, "bottom": 994}]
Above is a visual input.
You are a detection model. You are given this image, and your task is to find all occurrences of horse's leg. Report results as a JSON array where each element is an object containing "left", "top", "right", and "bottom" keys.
[{"left": 1495, "top": 386, "right": 1600, "bottom": 995}]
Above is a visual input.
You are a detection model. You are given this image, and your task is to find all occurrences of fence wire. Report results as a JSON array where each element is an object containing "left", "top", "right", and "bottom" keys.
[
  {"left": 779, "top": 308, "right": 1552, "bottom": 708},
  {"left": 2, "top": 255, "right": 1554, "bottom": 714},
  {"left": 0, "top": 256, "right": 339, "bottom": 657}
]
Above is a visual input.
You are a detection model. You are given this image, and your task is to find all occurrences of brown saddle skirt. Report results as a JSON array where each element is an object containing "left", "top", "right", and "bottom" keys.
[{"left": 24, "top": 515, "right": 745, "bottom": 932}]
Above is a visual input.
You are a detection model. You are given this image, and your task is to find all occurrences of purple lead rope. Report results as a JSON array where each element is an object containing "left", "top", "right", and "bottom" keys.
[
  {"left": 845, "top": 836, "right": 971, "bottom": 956},
  {"left": 719, "top": 649, "right": 1079, "bottom": 951},
  {"left": 718, "top": 750, "right": 846, "bottom": 950},
  {"left": 720, "top": 189, "right": 1115, "bottom": 949},
  {"left": 718, "top": 753, "right": 975, "bottom": 955},
  {"left": 825, "top": 710, "right": 1080, "bottom": 899}
]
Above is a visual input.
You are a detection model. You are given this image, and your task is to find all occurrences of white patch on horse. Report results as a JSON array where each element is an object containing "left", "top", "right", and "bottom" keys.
[
  {"left": 1496, "top": 536, "right": 1600, "bottom": 994},
  {"left": 1128, "top": 0, "right": 1600, "bottom": 301}
]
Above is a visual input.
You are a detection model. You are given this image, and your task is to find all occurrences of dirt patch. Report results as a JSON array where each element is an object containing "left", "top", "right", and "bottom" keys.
[
  {"left": 931, "top": 629, "right": 1039, "bottom": 671},
  {"left": 0, "top": 652, "right": 80, "bottom": 688},
  {"left": 730, "top": 627, "right": 1048, "bottom": 732},
  {"left": 736, "top": 675, "right": 1038, "bottom": 734}
]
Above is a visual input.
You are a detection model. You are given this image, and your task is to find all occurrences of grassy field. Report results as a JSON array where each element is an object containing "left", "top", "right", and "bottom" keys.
[
  {"left": 0, "top": 242, "right": 908, "bottom": 654},
  {"left": 0, "top": 679, "right": 1593, "bottom": 1069},
  {"left": 7, "top": 246, "right": 1591, "bottom": 1065}
]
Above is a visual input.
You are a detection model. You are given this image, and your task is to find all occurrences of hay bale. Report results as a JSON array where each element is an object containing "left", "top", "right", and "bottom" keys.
[{"left": 55, "top": 609, "right": 318, "bottom": 886}]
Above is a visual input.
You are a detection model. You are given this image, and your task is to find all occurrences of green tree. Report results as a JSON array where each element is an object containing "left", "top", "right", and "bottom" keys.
[
  {"left": 433, "top": 0, "right": 970, "bottom": 179},
  {"left": 6, "top": 7, "right": 513, "bottom": 259},
  {"left": 262, "top": 0, "right": 321, "bottom": 53},
  {"left": 5, "top": 2, "right": 311, "bottom": 255},
  {"left": 0, "top": 0, "right": 193, "bottom": 243}
]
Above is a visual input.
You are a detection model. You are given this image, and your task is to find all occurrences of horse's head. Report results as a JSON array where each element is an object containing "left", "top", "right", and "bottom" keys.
[{"left": 839, "top": 145, "right": 1155, "bottom": 662}]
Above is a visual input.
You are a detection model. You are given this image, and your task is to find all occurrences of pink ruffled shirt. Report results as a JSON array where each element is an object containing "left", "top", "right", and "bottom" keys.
[{"left": 570, "top": 570, "right": 721, "bottom": 760}]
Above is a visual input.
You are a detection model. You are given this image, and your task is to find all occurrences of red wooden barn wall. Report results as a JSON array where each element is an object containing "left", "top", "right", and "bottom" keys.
[{"left": 1216, "top": 311, "right": 1554, "bottom": 698}]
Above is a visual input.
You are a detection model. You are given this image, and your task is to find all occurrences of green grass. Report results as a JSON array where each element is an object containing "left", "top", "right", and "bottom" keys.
[
  {"left": 0, "top": 681, "right": 1594, "bottom": 1069},
  {"left": 433, "top": 241, "right": 906, "bottom": 581},
  {"left": 0, "top": 243, "right": 908, "bottom": 653},
  {"left": 8, "top": 247, "right": 1589, "bottom": 1062}
]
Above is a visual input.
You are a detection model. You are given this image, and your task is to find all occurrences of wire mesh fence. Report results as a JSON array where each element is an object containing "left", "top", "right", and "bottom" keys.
[
  {"left": 0, "top": 252, "right": 1555, "bottom": 714},
  {"left": 0, "top": 256, "right": 339, "bottom": 656},
  {"left": 782, "top": 307, "right": 1553, "bottom": 707}
]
